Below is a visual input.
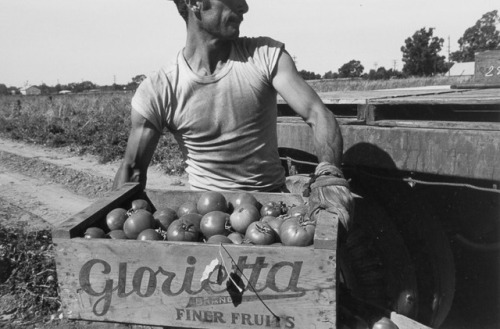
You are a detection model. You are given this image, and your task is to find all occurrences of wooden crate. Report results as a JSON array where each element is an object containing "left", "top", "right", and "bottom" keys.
[{"left": 53, "top": 183, "right": 339, "bottom": 329}]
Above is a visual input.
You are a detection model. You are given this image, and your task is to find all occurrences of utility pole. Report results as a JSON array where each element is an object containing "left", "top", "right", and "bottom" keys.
[{"left": 393, "top": 60, "right": 397, "bottom": 71}]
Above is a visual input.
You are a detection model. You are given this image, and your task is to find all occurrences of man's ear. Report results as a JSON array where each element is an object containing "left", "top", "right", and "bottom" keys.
[{"left": 186, "top": 0, "right": 202, "bottom": 13}]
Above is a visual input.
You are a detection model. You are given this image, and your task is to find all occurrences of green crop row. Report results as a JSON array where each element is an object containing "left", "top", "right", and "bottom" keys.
[{"left": 0, "top": 92, "right": 186, "bottom": 175}]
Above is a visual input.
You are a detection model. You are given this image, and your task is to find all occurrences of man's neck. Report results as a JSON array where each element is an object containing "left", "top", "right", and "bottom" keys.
[{"left": 183, "top": 31, "right": 233, "bottom": 76}]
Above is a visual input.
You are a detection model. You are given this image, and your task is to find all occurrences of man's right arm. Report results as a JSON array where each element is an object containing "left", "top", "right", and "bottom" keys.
[{"left": 112, "top": 110, "right": 160, "bottom": 190}]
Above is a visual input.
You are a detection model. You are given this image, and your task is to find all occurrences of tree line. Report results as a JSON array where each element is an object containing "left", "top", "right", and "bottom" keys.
[
  {"left": 1, "top": 10, "right": 498, "bottom": 95},
  {"left": 0, "top": 74, "right": 147, "bottom": 96},
  {"left": 300, "top": 10, "right": 499, "bottom": 80}
]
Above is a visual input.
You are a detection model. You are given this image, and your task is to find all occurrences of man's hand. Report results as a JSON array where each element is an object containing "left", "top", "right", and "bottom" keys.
[{"left": 305, "top": 162, "right": 354, "bottom": 231}]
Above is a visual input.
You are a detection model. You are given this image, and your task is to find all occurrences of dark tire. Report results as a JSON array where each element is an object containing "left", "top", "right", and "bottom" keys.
[
  {"left": 339, "top": 189, "right": 418, "bottom": 319},
  {"left": 354, "top": 171, "right": 456, "bottom": 328}
]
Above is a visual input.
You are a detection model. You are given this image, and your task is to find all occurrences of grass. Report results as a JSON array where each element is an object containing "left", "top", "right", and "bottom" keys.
[
  {"left": 0, "top": 92, "right": 186, "bottom": 175},
  {"left": 0, "top": 76, "right": 472, "bottom": 175}
]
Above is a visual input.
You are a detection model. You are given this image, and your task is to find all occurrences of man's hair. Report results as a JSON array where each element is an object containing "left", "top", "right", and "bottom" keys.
[{"left": 173, "top": 0, "right": 189, "bottom": 23}]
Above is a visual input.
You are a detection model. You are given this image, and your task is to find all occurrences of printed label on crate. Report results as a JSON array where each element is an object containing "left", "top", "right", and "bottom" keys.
[{"left": 76, "top": 254, "right": 328, "bottom": 328}]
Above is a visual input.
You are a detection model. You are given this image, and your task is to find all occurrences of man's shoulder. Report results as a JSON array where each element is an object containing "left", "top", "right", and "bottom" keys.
[{"left": 142, "top": 53, "right": 181, "bottom": 89}]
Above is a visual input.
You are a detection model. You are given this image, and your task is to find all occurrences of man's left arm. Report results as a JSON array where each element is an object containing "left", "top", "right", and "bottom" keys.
[
  {"left": 272, "top": 50, "right": 354, "bottom": 231},
  {"left": 271, "top": 50, "right": 343, "bottom": 167}
]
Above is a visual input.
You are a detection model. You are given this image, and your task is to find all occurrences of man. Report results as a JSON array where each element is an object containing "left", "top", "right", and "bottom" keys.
[{"left": 113, "top": 0, "right": 349, "bottom": 224}]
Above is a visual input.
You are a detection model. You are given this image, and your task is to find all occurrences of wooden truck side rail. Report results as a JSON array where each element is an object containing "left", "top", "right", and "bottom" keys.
[{"left": 278, "top": 87, "right": 500, "bottom": 183}]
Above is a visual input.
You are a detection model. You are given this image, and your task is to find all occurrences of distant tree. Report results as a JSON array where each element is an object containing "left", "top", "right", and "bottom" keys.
[
  {"left": 0, "top": 84, "right": 9, "bottom": 95},
  {"left": 8, "top": 86, "right": 19, "bottom": 95},
  {"left": 338, "top": 60, "right": 364, "bottom": 78},
  {"left": 401, "top": 27, "right": 447, "bottom": 76},
  {"left": 37, "top": 83, "right": 51, "bottom": 95},
  {"left": 366, "top": 67, "right": 406, "bottom": 80},
  {"left": 298, "top": 70, "right": 321, "bottom": 80},
  {"left": 67, "top": 81, "right": 96, "bottom": 93},
  {"left": 450, "top": 10, "right": 500, "bottom": 62},
  {"left": 323, "top": 70, "right": 339, "bottom": 79}
]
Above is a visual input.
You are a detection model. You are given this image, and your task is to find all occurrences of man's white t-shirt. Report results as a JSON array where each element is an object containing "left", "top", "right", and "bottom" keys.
[{"left": 132, "top": 37, "right": 286, "bottom": 191}]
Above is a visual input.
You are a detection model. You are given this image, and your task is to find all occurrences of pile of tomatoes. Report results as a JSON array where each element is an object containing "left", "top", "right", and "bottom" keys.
[{"left": 83, "top": 191, "right": 316, "bottom": 247}]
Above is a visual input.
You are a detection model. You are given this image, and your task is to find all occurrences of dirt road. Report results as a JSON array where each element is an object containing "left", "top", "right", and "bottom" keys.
[{"left": 0, "top": 138, "right": 189, "bottom": 229}]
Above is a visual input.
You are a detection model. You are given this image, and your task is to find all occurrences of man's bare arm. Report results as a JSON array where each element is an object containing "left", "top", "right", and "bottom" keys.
[
  {"left": 272, "top": 50, "right": 343, "bottom": 167},
  {"left": 112, "top": 110, "right": 161, "bottom": 190}
]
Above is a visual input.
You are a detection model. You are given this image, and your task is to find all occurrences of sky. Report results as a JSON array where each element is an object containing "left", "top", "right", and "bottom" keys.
[{"left": 0, "top": 0, "right": 498, "bottom": 87}]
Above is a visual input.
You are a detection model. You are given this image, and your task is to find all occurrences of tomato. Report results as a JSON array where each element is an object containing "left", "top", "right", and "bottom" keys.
[
  {"left": 229, "top": 204, "right": 260, "bottom": 234},
  {"left": 260, "top": 201, "right": 283, "bottom": 217},
  {"left": 177, "top": 201, "right": 199, "bottom": 217},
  {"left": 123, "top": 209, "right": 155, "bottom": 239},
  {"left": 130, "top": 199, "right": 151, "bottom": 212},
  {"left": 279, "top": 216, "right": 316, "bottom": 247},
  {"left": 137, "top": 228, "right": 162, "bottom": 241},
  {"left": 154, "top": 207, "right": 178, "bottom": 230},
  {"left": 372, "top": 317, "right": 398, "bottom": 329},
  {"left": 244, "top": 222, "right": 276, "bottom": 245},
  {"left": 84, "top": 227, "right": 106, "bottom": 239},
  {"left": 227, "top": 232, "right": 244, "bottom": 244},
  {"left": 200, "top": 211, "right": 231, "bottom": 238},
  {"left": 107, "top": 230, "right": 128, "bottom": 239},
  {"left": 287, "top": 205, "right": 308, "bottom": 217},
  {"left": 230, "top": 192, "right": 261, "bottom": 211},
  {"left": 261, "top": 215, "right": 286, "bottom": 239},
  {"left": 105, "top": 208, "right": 128, "bottom": 231},
  {"left": 206, "top": 234, "right": 233, "bottom": 244},
  {"left": 179, "top": 213, "right": 203, "bottom": 232},
  {"left": 166, "top": 219, "right": 199, "bottom": 242},
  {"left": 197, "top": 191, "right": 228, "bottom": 215}
]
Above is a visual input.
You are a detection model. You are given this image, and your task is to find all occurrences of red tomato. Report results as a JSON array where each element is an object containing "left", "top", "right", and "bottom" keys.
[
  {"left": 200, "top": 211, "right": 231, "bottom": 238},
  {"left": 279, "top": 216, "right": 316, "bottom": 247},
  {"left": 206, "top": 235, "right": 233, "bottom": 244},
  {"left": 106, "top": 208, "right": 128, "bottom": 231},
  {"left": 177, "top": 201, "right": 199, "bottom": 217},
  {"left": 179, "top": 213, "right": 203, "bottom": 232},
  {"left": 287, "top": 205, "right": 308, "bottom": 217},
  {"left": 107, "top": 230, "right": 128, "bottom": 239},
  {"left": 106, "top": 208, "right": 128, "bottom": 230},
  {"left": 166, "top": 219, "right": 199, "bottom": 242},
  {"left": 197, "top": 191, "right": 228, "bottom": 215},
  {"left": 130, "top": 199, "right": 151, "bottom": 212},
  {"left": 261, "top": 215, "right": 286, "bottom": 238},
  {"left": 154, "top": 207, "right": 178, "bottom": 230},
  {"left": 229, "top": 204, "right": 260, "bottom": 234},
  {"left": 260, "top": 201, "right": 283, "bottom": 217},
  {"left": 137, "top": 229, "right": 162, "bottom": 241},
  {"left": 84, "top": 227, "right": 106, "bottom": 239},
  {"left": 230, "top": 192, "right": 261, "bottom": 211},
  {"left": 244, "top": 222, "right": 276, "bottom": 245},
  {"left": 123, "top": 209, "right": 155, "bottom": 239},
  {"left": 227, "top": 232, "right": 244, "bottom": 244}
]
